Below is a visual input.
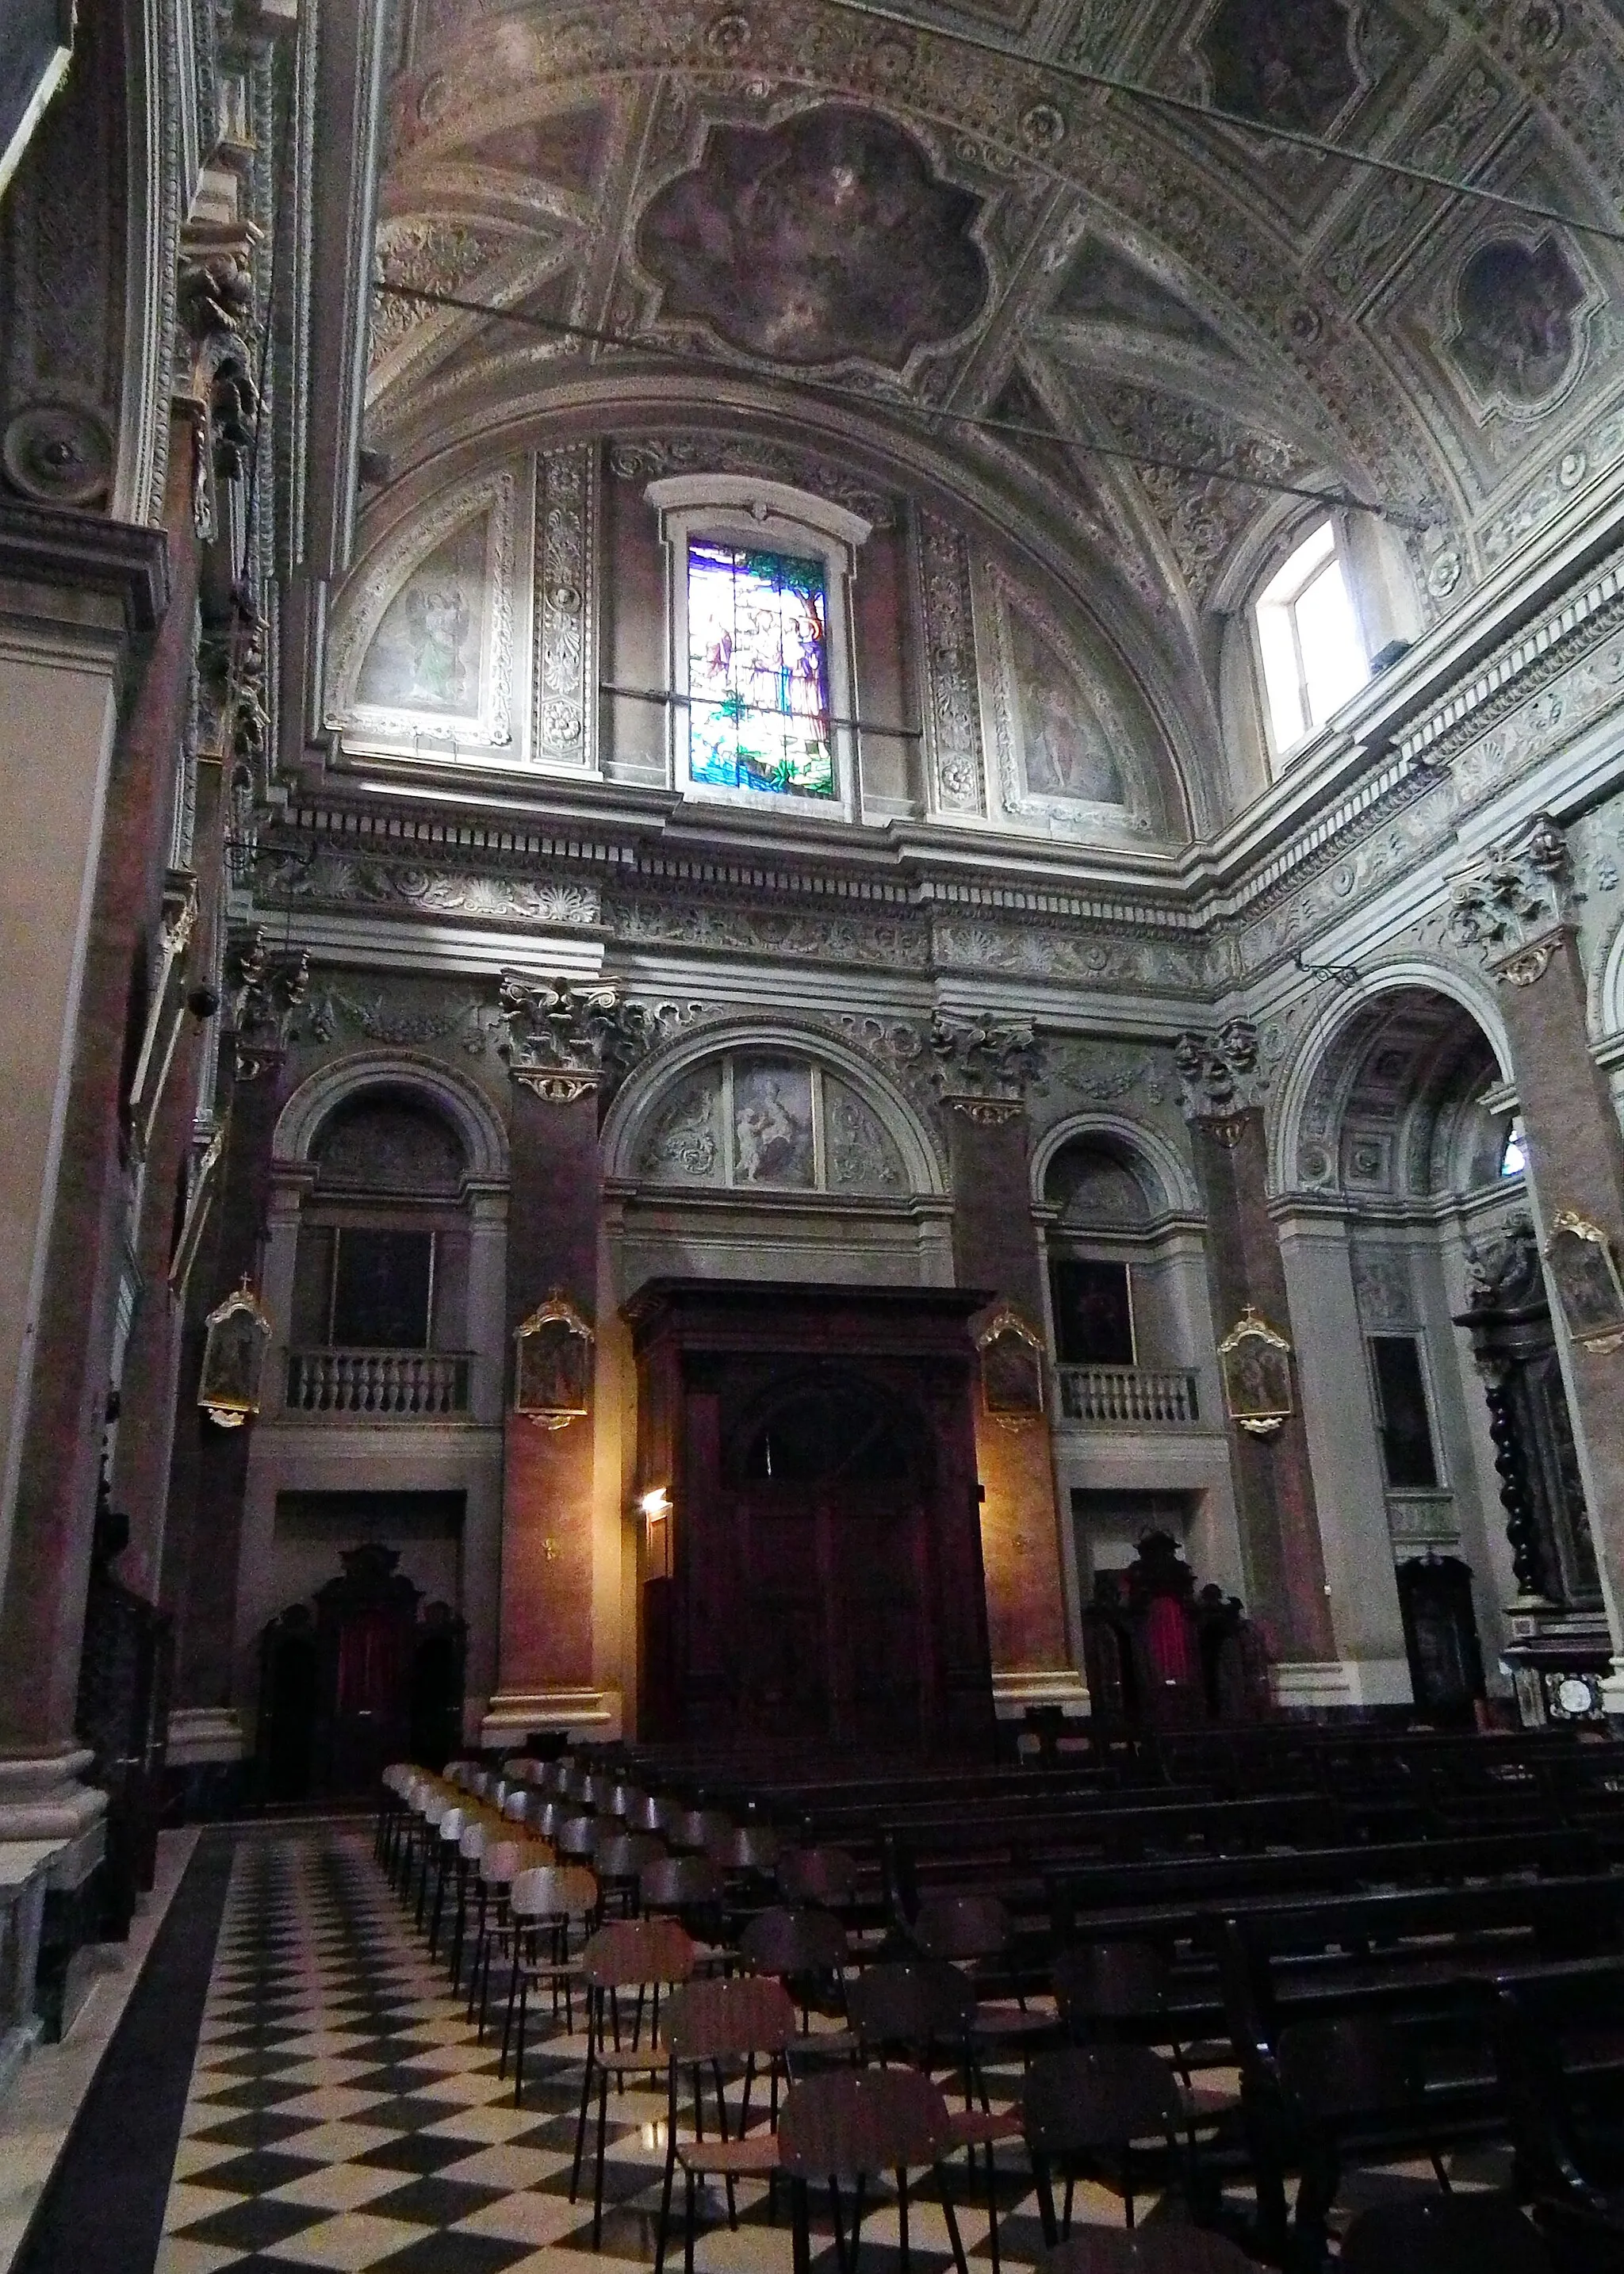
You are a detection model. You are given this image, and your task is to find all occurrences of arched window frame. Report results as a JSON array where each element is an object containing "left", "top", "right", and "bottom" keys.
[
  {"left": 1250, "top": 513, "right": 1371, "bottom": 768},
  {"left": 647, "top": 474, "right": 872, "bottom": 823}
]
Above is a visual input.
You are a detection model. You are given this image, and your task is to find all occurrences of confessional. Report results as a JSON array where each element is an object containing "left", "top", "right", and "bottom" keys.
[
  {"left": 626, "top": 1281, "right": 998, "bottom": 1758},
  {"left": 258, "top": 1543, "right": 465, "bottom": 1800},
  {"left": 1080, "top": 1530, "right": 1270, "bottom": 1729}
]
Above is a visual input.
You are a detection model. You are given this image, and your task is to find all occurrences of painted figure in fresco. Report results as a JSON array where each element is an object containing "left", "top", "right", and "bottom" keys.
[
  {"left": 638, "top": 106, "right": 988, "bottom": 369},
  {"left": 1203, "top": 0, "right": 1358, "bottom": 133},
  {"left": 401, "top": 582, "right": 472, "bottom": 706},
  {"left": 735, "top": 1077, "right": 806, "bottom": 1182},
  {"left": 1023, "top": 672, "right": 1126, "bottom": 804},
  {"left": 1451, "top": 237, "right": 1585, "bottom": 408}
]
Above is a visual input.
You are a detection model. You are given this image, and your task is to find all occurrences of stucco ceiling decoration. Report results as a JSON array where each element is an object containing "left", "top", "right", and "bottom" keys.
[{"left": 366, "top": 0, "right": 1624, "bottom": 635}]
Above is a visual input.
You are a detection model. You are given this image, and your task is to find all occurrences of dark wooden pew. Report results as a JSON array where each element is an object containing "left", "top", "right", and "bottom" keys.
[{"left": 1046, "top": 1826, "right": 1595, "bottom": 1950}]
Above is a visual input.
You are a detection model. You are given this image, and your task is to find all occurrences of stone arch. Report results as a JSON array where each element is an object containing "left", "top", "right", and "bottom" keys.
[
  {"left": 601, "top": 1017, "right": 946, "bottom": 1197},
  {"left": 1030, "top": 1112, "right": 1200, "bottom": 1219},
  {"left": 274, "top": 1050, "right": 509, "bottom": 1185},
  {"left": 1270, "top": 963, "right": 1513, "bottom": 1200},
  {"left": 1591, "top": 904, "right": 1624, "bottom": 1044}
]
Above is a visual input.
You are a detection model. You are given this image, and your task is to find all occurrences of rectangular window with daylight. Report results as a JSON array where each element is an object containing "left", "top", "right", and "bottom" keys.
[{"left": 686, "top": 540, "right": 836, "bottom": 799}]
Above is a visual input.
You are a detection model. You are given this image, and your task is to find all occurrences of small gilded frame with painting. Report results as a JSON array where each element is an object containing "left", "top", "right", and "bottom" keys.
[{"left": 1218, "top": 1306, "right": 1294, "bottom": 1439}]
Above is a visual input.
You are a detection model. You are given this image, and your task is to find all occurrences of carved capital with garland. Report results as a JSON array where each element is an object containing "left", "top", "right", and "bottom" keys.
[
  {"left": 928, "top": 1009, "right": 1039, "bottom": 1123},
  {"left": 228, "top": 927, "right": 308, "bottom": 1081},
  {"left": 1446, "top": 814, "right": 1574, "bottom": 988},
  {"left": 1174, "top": 1018, "right": 1266, "bottom": 1143},
  {"left": 498, "top": 974, "right": 694, "bottom": 1107}
]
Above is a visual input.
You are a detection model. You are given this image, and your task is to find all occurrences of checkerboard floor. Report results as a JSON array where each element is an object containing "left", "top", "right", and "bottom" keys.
[{"left": 155, "top": 1828, "right": 1508, "bottom": 2273}]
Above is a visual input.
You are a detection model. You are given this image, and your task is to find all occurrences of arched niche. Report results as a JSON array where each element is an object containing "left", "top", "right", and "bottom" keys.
[
  {"left": 276, "top": 1051, "right": 509, "bottom": 1185},
  {"left": 266, "top": 1051, "right": 511, "bottom": 1416},
  {"left": 1278, "top": 978, "right": 1514, "bottom": 1204},
  {"left": 1270, "top": 975, "right": 1533, "bottom": 1696},
  {"left": 600, "top": 1024, "right": 952, "bottom": 1295},
  {"left": 1033, "top": 1117, "right": 1209, "bottom": 1389}
]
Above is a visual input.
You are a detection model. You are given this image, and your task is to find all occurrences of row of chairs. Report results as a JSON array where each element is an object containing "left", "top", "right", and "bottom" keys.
[{"left": 376, "top": 1759, "right": 1559, "bottom": 2272}]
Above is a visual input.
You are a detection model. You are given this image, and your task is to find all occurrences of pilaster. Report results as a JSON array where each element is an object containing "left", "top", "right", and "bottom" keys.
[
  {"left": 932, "top": 1013, "right": 1080, "bottom": 1709},
  {"left": 485, "top": 976, "right": 652, "bottom": 1741},
  {"left": 1176, "top": 1022, "right": 1336, "bottom": 1668},
  {"left": 0, "top": 503, "right": 168, "bottom": 1856},
  {"left": 1448, "top": 817, "right": 1624, "bottom": 1717}
]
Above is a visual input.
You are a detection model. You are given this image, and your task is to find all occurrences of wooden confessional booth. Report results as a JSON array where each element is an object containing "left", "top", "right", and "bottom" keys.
[{"left": 626, "top": 1281, "right": 998, "bottom": 1759}]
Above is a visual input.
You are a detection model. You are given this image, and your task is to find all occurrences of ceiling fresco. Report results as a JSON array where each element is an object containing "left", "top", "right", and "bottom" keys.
[
  {"left": 364, "top": 0, "right": 1624, "bottom": 729},
  {"left": 634, "top": 105, "right": 990, "bottom": 369}
]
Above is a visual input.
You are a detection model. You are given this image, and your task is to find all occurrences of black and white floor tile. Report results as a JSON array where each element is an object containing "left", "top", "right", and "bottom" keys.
[{"left": 155, "top": 1829, "right": 1500, "bottom": 2274}]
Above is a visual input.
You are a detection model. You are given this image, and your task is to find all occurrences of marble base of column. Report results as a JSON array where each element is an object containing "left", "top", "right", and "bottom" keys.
[
  {"left": 479, "top": 1688, "right": 622, "bottom": 1746},
  {"left": 0, "top": 1747, "right": 106, "bottom": 1876}
]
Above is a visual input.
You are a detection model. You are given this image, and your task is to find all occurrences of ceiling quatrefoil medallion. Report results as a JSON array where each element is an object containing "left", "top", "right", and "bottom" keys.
[{"left": 634, "top": 105, "right": 990, "bottom": 370}]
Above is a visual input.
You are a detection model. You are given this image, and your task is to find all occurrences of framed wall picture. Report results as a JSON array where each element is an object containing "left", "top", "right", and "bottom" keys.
[
  {"left": 513, "top": 1290, "right": 594, "bottom": 1427},
  {"left": 976, "top": 1304, "right": 1046, "bottom": 1427},
  {"left": 197, "top": 1281, "right": 274, "bottom": 1427},
  {"left": 1545, "top": 1211, "right": 1624, "bottom": 1352},
  {"left": 1217, "top": 1306, "right": 1294, "bottom": 1439}
]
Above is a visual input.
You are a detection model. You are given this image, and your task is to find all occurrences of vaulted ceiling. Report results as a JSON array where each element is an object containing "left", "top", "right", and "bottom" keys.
[{"left": 359, "top": 0, "right": 1624, "bottom": 733}]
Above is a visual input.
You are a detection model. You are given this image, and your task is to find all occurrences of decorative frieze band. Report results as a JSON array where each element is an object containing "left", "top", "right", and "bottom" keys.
[
  {"left": 534, "top": 444, "right": 598, "bottom": 771},
  {"left": 917, "top": 512, "right": 986, "bottom": 817}
]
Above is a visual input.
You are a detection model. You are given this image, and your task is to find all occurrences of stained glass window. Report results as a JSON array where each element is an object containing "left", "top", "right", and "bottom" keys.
[{"left": 686, "top": 541, "right": 836, "bottom": 799}]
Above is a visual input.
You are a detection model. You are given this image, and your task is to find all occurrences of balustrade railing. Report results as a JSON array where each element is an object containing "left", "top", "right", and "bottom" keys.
[
  {"left": 1058, "top": 1364, "right": 1200, "bottom": 1426},
  {"left": 286, "top": 1348, "right": 472, "bottom": 1417}
]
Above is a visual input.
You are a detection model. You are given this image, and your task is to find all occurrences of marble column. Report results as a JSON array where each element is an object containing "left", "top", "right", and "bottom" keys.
[
  {"left": 159, "top": 942, "right": 306, "bottom": 1758},
  {"left": 933, "top": 1015, "right": 1082, "bottom": 1717},
  {"left": 483, "top": 977, "right": 622, "bottom": 1742},
  {"left": 0, "top": 503, "right": 168, "bottom": 1870},
  {"left": 1178, "top": 1024, "right": 1337, "bottom": 1680},
  {"left": 1449, "top": 817, "right": 1624, "bottom": 1717}
]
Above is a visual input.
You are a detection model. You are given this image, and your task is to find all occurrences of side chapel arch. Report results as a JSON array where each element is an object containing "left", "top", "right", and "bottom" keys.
[{"left": 1270, "top": 962, "right": 1514, "bottom": 1200}]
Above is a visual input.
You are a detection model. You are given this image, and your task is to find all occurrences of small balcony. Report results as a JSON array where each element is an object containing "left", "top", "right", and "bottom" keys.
[
  {"left": 1058, "top": 1364, "right": 1201, "bottom": 1427},
  {"left": 286, "top": 1347, "right": 472, "bottom": 1418}
]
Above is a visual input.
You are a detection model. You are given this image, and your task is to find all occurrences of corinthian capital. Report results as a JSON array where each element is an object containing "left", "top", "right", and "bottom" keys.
[
  {"left": 1174, "top": 1018, "right": 1265, "bottom": 1138},
  {"left": 498, "top": 974, "right": 693, "bottom": 1105},
  {"left": 928, "top": 1009, "right": 1039, "bottom": 1120},
  {"left": 1446, "top": 815, "right": 1574, "bottom": 986}
]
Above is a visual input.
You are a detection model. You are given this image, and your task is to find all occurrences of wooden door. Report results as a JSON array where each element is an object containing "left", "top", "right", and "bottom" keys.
[{"left": 730, "top": 1379, "right": 926, "bottom": 1750}]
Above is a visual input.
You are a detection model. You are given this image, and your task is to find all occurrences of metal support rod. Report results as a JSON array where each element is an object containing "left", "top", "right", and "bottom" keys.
[
  {"left": 371, "top": 281, "right": 1415, "bottom": 523},
  {"left": 825, "top": 0, "right": 1624, "bottom": 251},
  {"left": 600, "top": 680, "right": 922, "bottom": 739}
]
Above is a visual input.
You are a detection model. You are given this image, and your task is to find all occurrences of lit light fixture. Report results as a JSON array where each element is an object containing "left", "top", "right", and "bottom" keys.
[{"left": 640, "top": 1487, "right": 672, "bottom": 1578}]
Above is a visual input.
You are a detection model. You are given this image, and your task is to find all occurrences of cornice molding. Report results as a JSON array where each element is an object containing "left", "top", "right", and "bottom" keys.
[{"left": 0, "top": 500, "right": 171, "bottom": 650}]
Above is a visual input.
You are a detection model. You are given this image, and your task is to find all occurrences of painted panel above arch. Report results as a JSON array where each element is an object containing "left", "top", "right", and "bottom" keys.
[
  {"left": 603, "top": 1022, "right": 945, "bottom": 1200},
  {"left": 324, "top": 464, "right": 520, "bottom": 757}
]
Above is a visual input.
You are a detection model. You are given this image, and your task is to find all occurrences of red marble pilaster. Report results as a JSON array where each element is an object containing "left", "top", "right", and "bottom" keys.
[
  {"left": 159, "top": 1038, "right": 290, "bottom": 1713},
  {"left": 493, "top": 1080, "right": 601, "bottom": 1717},
  {"left": 1186, "top": 1105, "right": 1335, "bottom": 1660},
  {"left": 1485, "top": 932, "right": 1624, "bottom": 1629},
  {"left": 943, "top": 1097, "right": 1071, "bottom": 1679}
]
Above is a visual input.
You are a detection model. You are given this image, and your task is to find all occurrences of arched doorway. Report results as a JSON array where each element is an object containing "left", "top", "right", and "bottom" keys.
[
  {"left": 1279, "top": 979, "right": 1597, "bottom": 1717},
  {"left": 730, "top": 1375, "right": 929, "bottom": 1748}
]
